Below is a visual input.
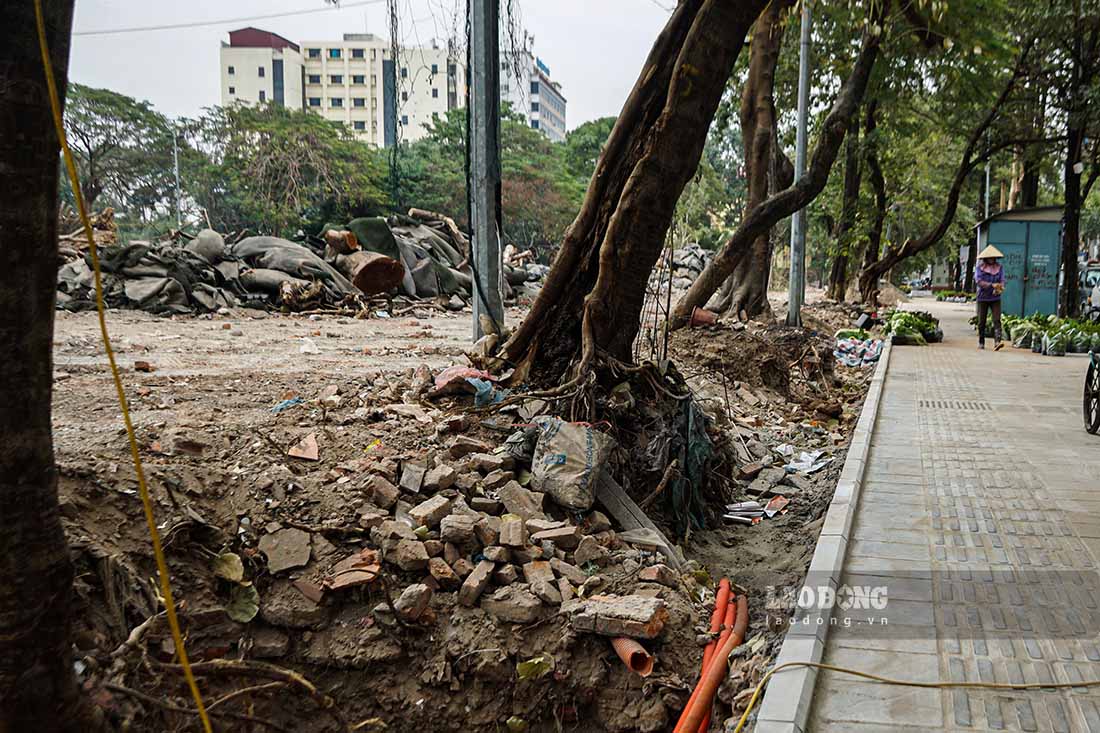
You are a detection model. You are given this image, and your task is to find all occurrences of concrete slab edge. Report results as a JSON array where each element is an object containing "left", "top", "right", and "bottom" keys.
[{"left": 753, "top": 339, "right": 893, "bottom": 733}]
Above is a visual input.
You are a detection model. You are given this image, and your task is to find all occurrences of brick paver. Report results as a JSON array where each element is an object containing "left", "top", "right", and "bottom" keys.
[{"left": 809, "top": 301, "right": 1100, "bottom": 732}]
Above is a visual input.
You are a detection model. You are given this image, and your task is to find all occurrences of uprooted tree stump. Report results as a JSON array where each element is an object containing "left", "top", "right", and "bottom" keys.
[{"left": 337, "top": 251, "right": 405, "bottom": 297}]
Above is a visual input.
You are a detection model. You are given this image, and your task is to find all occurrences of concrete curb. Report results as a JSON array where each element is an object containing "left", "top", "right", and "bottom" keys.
[{"left": 752, "top": 338, "right": 893, "bottom": 733}]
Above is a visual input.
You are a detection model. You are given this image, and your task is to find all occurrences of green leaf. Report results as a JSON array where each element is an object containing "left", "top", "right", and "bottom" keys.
[
  {"left": 226, "top": 583, "right": 260, "bottom": 623},
  {"left": 213, "top": 552, "right": 245, "bottom": 583},
  {"left": 505, "top": 717, "right": 528, "bottom": 732},
  {"left": 516, "top": 653, "right": 554, "bottom": 680}
]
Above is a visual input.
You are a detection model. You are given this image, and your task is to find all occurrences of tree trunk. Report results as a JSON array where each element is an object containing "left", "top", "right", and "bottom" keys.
[
  {"left": 672, "top": 10, "right": 886, "bottom": 328},
  {"left": 858, "top": 100, "right": 886, "bottom": 303},
  {"left": 502, "top": 0, "right": 768, "bottom": 382},
  {"left": 709, "top": 0, "right": 793, "bottom": 320},
  {"left": 1, "top": 1, "right": 94, "bottom": 731},
  {"left": 857, "top": 42, "right": 1033, "bottom": 301},
  {"left": 827, "top": 113, "right": 862, "bottom": 301},
  {"left": 1062, "top": 36, "right": 1086, "bottom": 316}
]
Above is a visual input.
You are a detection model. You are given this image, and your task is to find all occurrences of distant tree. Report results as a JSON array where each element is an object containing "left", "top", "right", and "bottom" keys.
[
  {"left": 64, "top": 83, "right": 175, "bottom": 217},
  {"left": 561, "top": 116, "right": 616, "bottom": 181},
  {"left": 183, "top": 103, "right": 390, "bottom": 237}
]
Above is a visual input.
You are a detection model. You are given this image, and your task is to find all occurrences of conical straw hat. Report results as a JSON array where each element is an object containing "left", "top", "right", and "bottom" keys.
[{"left": 977, "top": 245, "right": 1004, "bottom": 259}]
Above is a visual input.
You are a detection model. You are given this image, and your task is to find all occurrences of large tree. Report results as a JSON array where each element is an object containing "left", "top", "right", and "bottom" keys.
[
  {"left": 707, "top": 0, "right": 795, "bottom": 320},
  {"left": 671, "top": 2, "right": 887, "bottom": 327},
  {"left": 502, "top": 0, "right": 771, "bottom": 383},
  {"left": 1, "top": 1, "right": 99, "bottom": 730}
]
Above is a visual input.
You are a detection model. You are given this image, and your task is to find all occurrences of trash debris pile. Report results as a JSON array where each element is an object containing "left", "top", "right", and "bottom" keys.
[
  {"left": 56, "top": 208, "right": 548, "bottom": 315},
  {"left": 664, "top": 242, "right": 715, "bottom": 292}
]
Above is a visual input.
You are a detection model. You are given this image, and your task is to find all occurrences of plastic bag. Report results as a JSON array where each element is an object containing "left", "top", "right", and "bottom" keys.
[{"left": 530, "top": 417, "right": 615, "bottom": 510}]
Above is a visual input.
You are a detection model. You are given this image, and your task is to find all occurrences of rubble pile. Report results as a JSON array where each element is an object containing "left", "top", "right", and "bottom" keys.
[
  {"left": 56, "top": 209, "right": 547, "bottom": 316},
  {"left": 666, "top": 243, "right": 714, "bottom": 291},
  {"left": 63, "top": 364, "right": 735, "bottom": 731}
]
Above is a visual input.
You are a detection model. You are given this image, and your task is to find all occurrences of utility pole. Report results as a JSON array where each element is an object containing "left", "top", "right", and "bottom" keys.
[
  {"left": 468, "top": 0, "right": 504, "bottom": 341},
  {"left": 786, "top": 0, "right": 812, "bottom": 327},
  {"left": 172, "top": 125, "right": 181, "bottom": 228},
  {"left": 984, "top": 159, "right": 990, "bottom": 218}
]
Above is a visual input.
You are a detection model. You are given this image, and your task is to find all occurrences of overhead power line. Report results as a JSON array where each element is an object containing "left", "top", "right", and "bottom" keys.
[{"left": 74, "top": 0, "right": 388, "bottom": 37}]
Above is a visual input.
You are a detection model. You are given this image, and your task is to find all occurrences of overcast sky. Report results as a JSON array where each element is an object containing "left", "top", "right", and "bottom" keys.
[{"left": 70, "top": 0, "right": 672, "bottom": 129}]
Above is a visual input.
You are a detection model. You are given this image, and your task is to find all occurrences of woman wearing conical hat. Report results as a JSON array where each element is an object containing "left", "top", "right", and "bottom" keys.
[{"left": 974, "top": 245, "right": 1005, "bottom": 350}]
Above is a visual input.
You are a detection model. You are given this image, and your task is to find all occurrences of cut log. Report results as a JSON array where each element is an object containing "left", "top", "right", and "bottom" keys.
[
  {"left": 338, "top": 251, "right": 405, "bottom": 296},
  {"left": 324, "top": 229, "right": 359, "bottom": 255}
]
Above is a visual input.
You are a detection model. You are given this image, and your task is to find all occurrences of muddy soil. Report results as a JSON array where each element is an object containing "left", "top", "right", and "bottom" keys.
[{"left": 51, "top": 299, "right": 876, "bottom": 732}]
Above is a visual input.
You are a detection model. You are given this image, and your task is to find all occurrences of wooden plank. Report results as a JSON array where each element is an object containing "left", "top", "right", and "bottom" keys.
[{"left": 595, "top": 470, "right": 683, "bottom": 569}]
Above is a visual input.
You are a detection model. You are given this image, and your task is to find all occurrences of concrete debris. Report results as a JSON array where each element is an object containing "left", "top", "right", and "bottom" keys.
[
  {"left": 258, "top": 528, "right": 312, "bottom": 573},
  {"left": 393, "top": 583, "right": 433, "bottom": 622},
  {"left": 497, "top": 482, "right": 545, "bottom": 521},
  {"left": 573, "top": 535, "right": 611, "bottom": 567},
  {"left": 399, "top": 462, "right": 427, "bottom": 493},
  {"left": 481, "top": 585, "right": 543, "bottom": 624},
  {"left": 439, "top": 513, "right": 479, "bottom": 546},
  {"left": 570, "top": 595, "right": 669, "bottom": 639},
  {"left": 423, "top": 464, "right": 457, "bottom": 492},
  {"left": 389, "top": 539, "right": 429, "bottom": 571}
]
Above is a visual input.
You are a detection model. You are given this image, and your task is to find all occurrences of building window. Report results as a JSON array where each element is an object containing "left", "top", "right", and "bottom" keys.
[
  {"left": 331, "top": 98, "right": 343, "bottom": 107},
  {"left": 531, "top": 101, "right": 539, "bottom": 111},
  {"left": 432, "top": 111, "right": 439, "bottom": 119},
  {"left": 353, "top": 120, "right": 366, "bottom": 130},
  {"left": 400, "top": 67, "right": 408, "bottom": 78},
  {"left": 259, "top": 90, "right": 266, "bottom": 102},
  {"left": 227, "top": 65, "right": 235, "bottom": 75},
  {"left": 352, "top": 48, "right": 364, "bottom": 59},
  {"left": 432, "top": 88, "right": 439, "bottom": 98},
  {"left": 531, "top": 120, "right": 539, "bottom": 129},
  {"left": 329, "top": 48, "right": 341, "bottom": 59},
  {"left": 401, "top": 114, "right": 408, "bottom": 125},
  {"left": 431, "top": 63, "right": 438, "bottom": 74},
  {"left": 258, "top": 66, "right": 265, "bottom": 77},
  {"left": 308, "top": 74, "right": 321, "bottom": 84},
  {"left": 308, "top": 97, "right": 321, "bottom": 107},
  {"left": 353, "top": 97, "right": 365, "bottom": 107},
  {"left": 530, "top": 81, "right": 539, "bottom": 94},
  {"left": 330, "top": 74, "right": 343, "bottom": 84},
  {"left": 307, "top": 48, "right": 320, "bottom": 58},
  {"left": 352, "top": 74, "right": 365, "bottom": 84},
  {"left": 228, "top": 86, "right": 235, "bottom": 95}
]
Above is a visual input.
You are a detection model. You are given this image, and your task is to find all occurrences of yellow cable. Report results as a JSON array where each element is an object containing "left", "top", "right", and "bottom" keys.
[
  {"left": 33, "top": 2, "right": 212, "bottom": 730},
  {"left": 734, "top": 660, "right": 1100, "bottom": 732}
]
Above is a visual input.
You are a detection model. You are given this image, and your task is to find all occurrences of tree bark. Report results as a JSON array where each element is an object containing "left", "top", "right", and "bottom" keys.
[
  {"left": 709, "top": 0, "right": 794, "bottom": 321},
  {"left": 672, "top": 7, "right": 886, "bottom": 328},
  {"left": 857, "top": 42, "right": 1033, "bottom": 302},
  {"left": 827, "top": 113, "right": 862, "bottom": 301},
  {"left": 858, "top": 99, "right": 886, "bottom": 303},
  {"left": 1, "top": 2, "right": 94, "bottom": 731},
  {"left": 502, "top": 0, "right": 768, "bottom": 382}
]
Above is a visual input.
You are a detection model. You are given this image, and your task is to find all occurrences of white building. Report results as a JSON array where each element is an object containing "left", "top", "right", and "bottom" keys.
[
  {"left": 300, "top": 34, "right": 391, "bottom": 146},
  {"left": 220, "top": 29, "right": 559, "bottom": 146},
  {"left": 219, "top": 28, "right": 304, "bottom": 110},
  {"left": 501, "top": 43, "right": 567, "bottom": 142}
]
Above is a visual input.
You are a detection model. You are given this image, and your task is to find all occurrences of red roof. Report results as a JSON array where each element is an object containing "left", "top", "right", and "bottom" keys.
[{"left": 228, "top": 27, "right": 299, "bottom": 53}]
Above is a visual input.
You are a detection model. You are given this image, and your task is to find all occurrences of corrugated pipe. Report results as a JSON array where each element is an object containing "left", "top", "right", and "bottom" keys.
[
  {"left": 677, "top": 579, "right": 731, "bottom": 728},
  {"left": 611, "top": 637, "right": 655, "bottom": 677},
  {"left": 697, "top": 600, "right": 737, "bottom": 733},
  {"left": 673, "top": 594, "right": 749, "bottom": 733}
]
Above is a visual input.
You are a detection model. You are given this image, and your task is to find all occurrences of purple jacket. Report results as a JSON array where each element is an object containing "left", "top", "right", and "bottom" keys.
[{"left": 975, "top": 264, "right": 1004, "bottom": 302}]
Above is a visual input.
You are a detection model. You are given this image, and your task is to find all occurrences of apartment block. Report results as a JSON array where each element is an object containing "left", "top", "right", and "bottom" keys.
[
  {"left": 221, "top": 29, "right": 561, "bottom": 146},
  {"left": 501, "top": 49, "right": 567, "bottom": 142},
  {"left": 220, "top": 28, "right": 304, "bottom": 110}
]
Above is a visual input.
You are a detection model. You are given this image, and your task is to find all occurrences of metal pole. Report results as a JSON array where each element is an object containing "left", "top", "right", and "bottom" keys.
[
  {"left": 786, "top": 0, "right": 812, "bottom": 327},
  {"left": 469, "top": 0, "right": 504, "bottom": 341},
  {"left": 984, "top": 159, "right": 990, "bottom": 218},
  {"left": 172, "top": 125, "right": 181, "bottom": 228}
]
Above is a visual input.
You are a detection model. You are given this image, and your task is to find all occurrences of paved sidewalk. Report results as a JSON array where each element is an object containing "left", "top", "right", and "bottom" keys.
[{"left": 809, "top": 301, "right": 1100, "bottom": 732}]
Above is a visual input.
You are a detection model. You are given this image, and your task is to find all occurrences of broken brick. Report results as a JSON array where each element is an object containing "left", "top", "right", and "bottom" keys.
[
  {"left": 481, "top": 586, "right": 542, "bottom": 624},
  {"left": 457, "top": 560, "right": 494, "bottom": 606},
  {"left": 368, "top": 475, "right": 400, "bottom": 509},
  {"left": 423, "top": 464, "right": 457, "bottom": 492},
  {"left": 400, "top": 462, "right": 427, "bottom": 493},
  {"left": 482, "top": 546, "right": 511, "bottom": 563},
  {"left": 440, "top": 513, "right": 479, "bottom": 546},
  {"left": 393, "top": 583, "right": 433, "bottom": 622},
  {"left": 531, "top": 526, "right": 581, "bottom": 550},
  {"left": 482, "top": 469, "right": 514, "bottom": 490},
  {"left": 570, "top": 594, "right": 669, "bottom": 639},
  {"left": 550, "top": 558, "right": 588, "bottom": 586},
  {"left": 474, "top": 515, "right": 501, "bottom": 546},
  {"left": 428, "top": 557, "right": 461, "bottom": 590},
  {"left": 469, "top": 452, "right": 515, "bottom": 473},
  {"left": 409, "top": 495, "right": 453, "bottom": 528},
  {"left": 499, "top": 517, "right": 527, "bottom": 548},
  {"left": 638, "top": 564, "right": 678, "bottom": 588},
  {"left": 389, "top": 539, "right": 429, "bottom": 572},
  {"left": 493, "top": 564, "right": 519, "bottom": 585},
  {"left": 573, "top": 535, "right": 610, "bottom": 567},
  {"left": 446, "top": 435, "right": 492, "bottom": 459},
  {"left": 497, "top": 482, "right": 545, "bottom": 521}
]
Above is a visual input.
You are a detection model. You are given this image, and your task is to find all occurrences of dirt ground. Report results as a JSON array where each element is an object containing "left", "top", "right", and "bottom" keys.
[{"left": 51, "top": 295, "right": 876, "bottom": 732}]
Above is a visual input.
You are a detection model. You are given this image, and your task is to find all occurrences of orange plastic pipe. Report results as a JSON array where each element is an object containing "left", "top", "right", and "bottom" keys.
[
  {"left": 673, "top": 594, "right": 749, "bottom": 733},
  {"left": 696, "top": 600, "right": 737, "bottom": 732},
  {"left": 611, "top": 637, "right": 655, "bottom": 677},
  {"left": 677, "top": 580, "right": 731, "bottom": 728}
]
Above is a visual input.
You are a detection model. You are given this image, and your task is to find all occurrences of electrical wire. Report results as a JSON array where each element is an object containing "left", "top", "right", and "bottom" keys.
[
  {"left": 734, "top": 660, "right": 1100, "bottom": 732},
  {"left": 74, "top": 0, "right": 388, "bottom": 36},
  {"left": 34, "top": 1, "right": 212, "bottom": 730}
]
